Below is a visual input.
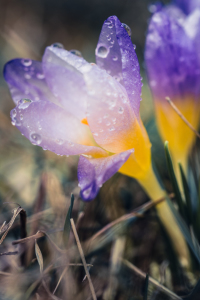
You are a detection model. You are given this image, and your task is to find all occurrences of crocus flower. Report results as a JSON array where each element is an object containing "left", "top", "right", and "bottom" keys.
[
  {"left": 4, "top": 16, "right": 189, "bottom": 266},
  {"left": 145, "top": 3, "right": 200, "bottom": 175}
]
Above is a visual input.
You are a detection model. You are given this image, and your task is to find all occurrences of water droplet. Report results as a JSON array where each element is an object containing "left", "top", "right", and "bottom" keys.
[
  {"left": 103, "top": 114, "right": 108, "bottom": 119},
  {"left": 112, "top": 56, "right": 118, "bottom": 61},
  {"left": 52, "top": 43, "right": 64, "bottom": 49},
  {"left": 107, "top": 36, "right": 111, "bottom": 41},
  {"left": 56, "top": 139, "right": 64, "bottom": 145},
  {"left": 24, "top": 73, "right": 31, "bottom": 80},
  {"left": 133, "top": 44, "right": 136, "bottom": 50},
  {"left": 20, "top": 114, "right": 23, "bottom": 120},
  {"left": 98, "top": 118, "right": 102, "bottom": 124},
  {"left": 96, "top": 44, "right": 109, "bottom": 58},
  {"left": 30, "top": 133, "right": 42, "bottom": 145},
  {"left": 118, "top": 107, "right": 124, "bottom": 114},
  {"left": 21, "top": 59, "right": 32, "bottom": 67},
  {"left": 99, "top": 129, "right": 104, "bottom": 132},
  {"left": 12, "top": 109, "right": 17, "bottom": 117},
  {"left": 18, "top": 98, "right": 32, "bottom": 109},
  {"left": 109, "top": 126, "right": 115, "bottom": 131},
  {"left": 105, "top": 20, "right": 113, "bottom": 29},
  {"left": 106, "top": 122, "right": 111, "bottom": 126},
  {"left": 93, "top": 132, "right": 98, "bottom": 136},
  {"left": 36, "top": 73, "right": 45, "bottom": 79},
  {"left": 122, "top": 23, "right": 132, "bottom": 37},
  {"left": 70, "top": 49, "right": 82, "bottom": 57},
  {"left": 110, "top": 40, "right": 115, "bottom": 45},
  {"left": 112, "top": 118, "right": 116, "bottom": 123},
  {"left": 11, "top": 121, "right": 15, "bottom": 126},
  {"left": 69, "top": 141, "right": 74, "bottom": 147}
]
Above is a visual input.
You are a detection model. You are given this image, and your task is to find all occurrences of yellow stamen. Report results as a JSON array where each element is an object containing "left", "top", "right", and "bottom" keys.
[{"left": 81, "top": 118, "right": 89, "bottom": 126}]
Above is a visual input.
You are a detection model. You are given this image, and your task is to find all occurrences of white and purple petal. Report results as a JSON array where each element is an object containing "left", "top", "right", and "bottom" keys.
[
  {"left": 95, "top": 16, "right": 142, "bottom": 117},
  {"left": 145, "top": 11, "right": 199, "bottom": 101},
  {"left": 42, "top": 46, "right": 92, "bottom": 120},
  {"left": 10, "top": 100, "right": 107, "bottom": 157},
  {"left": 4, "top": 59, "right": 57, "bottom": 105},
  {"left": 78, "top": 149, "right": 134, "bottom": 201}
]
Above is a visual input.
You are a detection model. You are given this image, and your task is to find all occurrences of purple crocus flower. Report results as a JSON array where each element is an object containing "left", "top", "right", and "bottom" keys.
[
  {"left": 4, "top": 16, "right": 152, "bottom": 201},
  {"left": 145, "top": 2, "right": 200, "bottom": 173}
]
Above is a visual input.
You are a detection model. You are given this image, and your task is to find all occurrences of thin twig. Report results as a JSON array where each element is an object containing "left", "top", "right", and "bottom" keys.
[
  {"left": 166, "top": 97, "right": 200, "bottom": 139},
  {"left": 0, "top": 251, "right": 18, "bottom": 256},
  {"left": 122, "top": 259, "right": 182, "bottom": 300},
  {"left": 70, "top": 218, "right": 97, "bottom": 300},
  {"left": 53, "top": 266, "right": 69, "bottom": 295}
]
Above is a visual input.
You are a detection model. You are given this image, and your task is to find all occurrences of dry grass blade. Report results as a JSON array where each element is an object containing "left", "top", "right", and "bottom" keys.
[
  {"left": 0, "top": 251, "right": 18, "bottom": 256},
  {"left": 12, "top": 231, "right": 45, "bottom": 245},
  {"left": 122, "top": 259, "right": 182, "bottom": 300},
  {"left": 70, "top": 218, "right": 97, "bottom": 300},
  {"left": 53, "top": 266, "right": 69, "bottom": 295},
  {"left": 13, "top": 230, "right": 66, "bottom": 254},
  {"left": 0, "top": 207, "right": 26, "bottom": 245},
  {"left": 166, "top": 97, "right": 200, "bottom": 139},
  {"left": 35, "top": 240, "right": 44, "bottom": 273}
]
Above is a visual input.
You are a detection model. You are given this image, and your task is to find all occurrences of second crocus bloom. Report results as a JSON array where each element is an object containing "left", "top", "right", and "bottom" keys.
[{"left": 145, "top": 3, "right": 200, "bottom": 174}]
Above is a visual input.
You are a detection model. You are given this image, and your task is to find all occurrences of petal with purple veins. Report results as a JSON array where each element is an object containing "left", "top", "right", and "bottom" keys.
[
  {"left": 96, "top": 16, "right": 142, "bottom": 117},
  {"left": 4, "top": 59, "right": 57, "bottom": 105},
  {"left": 78, "top": 149, "right": 134, "bottom": 201},
  {"left": 42, "top": 46, "right": 92, "bottom": 120},
  {"left": 10, "top": 99, "right": 107, "bottom": 157}
]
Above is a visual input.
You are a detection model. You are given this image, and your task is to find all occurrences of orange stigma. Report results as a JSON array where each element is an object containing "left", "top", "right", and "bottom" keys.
[{"left": 81, "top": 117, "right": 89, "bottom": 125}]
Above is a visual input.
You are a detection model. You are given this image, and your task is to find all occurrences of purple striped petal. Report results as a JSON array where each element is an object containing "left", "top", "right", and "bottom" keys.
[
  {"left": 42, "top": 46, "right": 92, "bottom": 120},
  {"left": 4, "top": 59, "right": 57, "bottom": 105},
  {"left": 10, "top": 99, "right": 107, "bottom": 157},
  {"left": 78, "top": 149, "right": 134, "bottom": 201},
  {"left": 145, "top": 11, "right": 199, "bottom": 101},
  {"left": 83, "top": 64, "right": 136, "bottom": 153},
  {"left": 95, "top": 16, "right": 142, "bottom": 117},
  {"left": 174, "top": 0, "right": 200, "bottom": 14}
]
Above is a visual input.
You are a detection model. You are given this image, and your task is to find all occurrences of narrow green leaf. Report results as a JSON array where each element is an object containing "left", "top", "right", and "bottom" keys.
[
  {"left": 183, "top": 278, "right": 200, "bottom": 299},
  {"left": 179, "top": 163, "right": 193, "bottom": 226},
  {"left": 35, "top": 240, "right": 43, "bottom": 273},
  {"left": 143, "top": 274, "right": 149, "bottom": 300},
  {"left": 166, "top": 197, "right": 200, "bottom": 264},
  {"left": 63, "top": 194, "right": 74, "bottom": 247},
  {"left": 164, "top": 141, "right": 186, "bottom": 220}
]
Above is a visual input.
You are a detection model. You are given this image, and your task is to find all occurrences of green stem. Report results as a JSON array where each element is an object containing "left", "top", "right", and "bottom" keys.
[{"left": 137, "top": 165, "right": 190, "bottom": 269}]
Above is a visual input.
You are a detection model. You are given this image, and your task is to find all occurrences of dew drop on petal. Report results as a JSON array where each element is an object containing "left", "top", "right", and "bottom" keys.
[
  {"left": 12, "top": 109, "right": 17, "bottom": 118},
  {"left": 69, "top": 141, "right": 74, "bottom": 147},
  {"left": 30, "top": 133, "right": 42, "bottom": 145},
  {"left": 20, "top": 114, "right": 23, "bottom": 120},
  {"left": 36, "top": 73, "right": 45, "bottom": 79},
  {"left": 118, "top": 106, "right": 124, "bottom": 114},
  {"left": 56, "top": 139, "right": 64, "bottom": 145},
  {"left": 109, "top": 126, "right": 115, "bottom": 131},
  {"left": 122, "top": 23, "right": 132, "bottom": 37},
  {"left": 112, "top": 56, "right": 118, "bottom": 61},
  {"left": 70, "top": 49, "right": 82, "bottom": 57},
  {"left": 133, "top": 44, "right": 136, "bottom": 50},
  {"left": 93, "top": 132, "right": 98, "bottom": 136},
  {"left": 52, "top": 43, "right": 64, "bottom": 49},
  {"left": 24, "top": 73, "right": 31, "bottom": 80},
  {"left": 18, "top": 98, "right": 32, "bottom": 109},
  {"left": 21, "top": 59, "right": 32, "bottom": 67},
  {"left": 95, "top": 44, "right": 109, "bottom": 58}
]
